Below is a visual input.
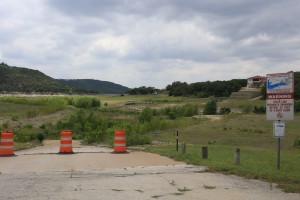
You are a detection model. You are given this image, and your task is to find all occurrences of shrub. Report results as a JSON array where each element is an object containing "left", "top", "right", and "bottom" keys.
[
  {"left": 168, "top": 111, "right": 176, "bottom": 120},
  {"left": 203, "top": 100, "right": 217, "bottom": 115},
  {"left": 11, "top": 115, "right": 20, "bottom": 121},
  {"left": 241, "top": 105, "right": 253, "bottom": 114},
  {"left": 23, "top": 124, "right": 33, "bottom": 129},
  {"left": 219, "top": 107, "right": 231, "bottom": 115},
  {"left": 40, "top": 124, "right": 46, "bottom": 129},
  {"left": 139, "top": 107, "right": 153, "bottom": 123},
  {"left": 71, "top": 97, "right": 101, "bottom": 109},
  {"left": 253, "top": 106, "right": 266, "bottom": 114},
  {"left": 2, "top": 121, "right": 10, "bottom": 129},
  {"left": 294, "top": 137, "right": 300, "bottom": 147},
  {"left": 162, "top": 104, "right": 198, "bottom": 118},
  {"left": 181, "top": 104, "right": 198, "bottom": 117},
  {"left": 36, "top": 133, "right": 45, "bottom": 143}
]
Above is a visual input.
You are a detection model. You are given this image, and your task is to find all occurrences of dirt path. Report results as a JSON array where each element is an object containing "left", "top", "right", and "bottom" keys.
[{"left": 0, "top": 141, "right": 299, "bottom": 200}]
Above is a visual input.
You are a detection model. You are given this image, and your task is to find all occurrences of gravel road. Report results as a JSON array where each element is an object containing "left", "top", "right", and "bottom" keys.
[{"left": 0, "top": 140, "right": 299, "bottom": 200}]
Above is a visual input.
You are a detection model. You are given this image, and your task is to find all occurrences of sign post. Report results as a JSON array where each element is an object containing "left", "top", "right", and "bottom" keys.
[
  {"left": 266, "top": 72, "right": 294, "bottom": 170},
  {"left": 273, "top": 121, "right": 285, "bottom": 170}
]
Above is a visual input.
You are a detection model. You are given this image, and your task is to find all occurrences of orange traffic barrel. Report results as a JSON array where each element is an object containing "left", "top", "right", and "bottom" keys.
[
  {"left": 59, "top": 130, "right": 74, "bottom": 154},
  {"left": 0, "top": 131, "right": 15, "bottom": 156},
  {"left": 114, "top": 130, "right": 126, "bottom": 153}
]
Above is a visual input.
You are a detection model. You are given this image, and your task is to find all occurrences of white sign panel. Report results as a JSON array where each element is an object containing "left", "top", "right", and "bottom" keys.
[
  {"left": 266, "top": 95, "right": 294, "bottom": 120},
  {"left": 273, "top": 121, "right": 285, "bottom": 137},
  {"left": 266, "top": 72, "right": 294, "bottom": 94}
]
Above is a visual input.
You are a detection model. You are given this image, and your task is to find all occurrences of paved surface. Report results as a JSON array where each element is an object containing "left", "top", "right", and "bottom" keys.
[{"left": 0, "top": 140, "right": 299, "bottom": 200}]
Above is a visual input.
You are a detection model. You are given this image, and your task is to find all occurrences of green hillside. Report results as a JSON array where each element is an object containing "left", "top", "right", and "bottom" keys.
[
  {"left": 0, "top": 63, "right": 71, "bottom": 93},
  {"left": 0, "top": 63, "right": 129, "bottom": 94},
  {"left": 58, "top": 79, "right": 129, "bottom": 94}
]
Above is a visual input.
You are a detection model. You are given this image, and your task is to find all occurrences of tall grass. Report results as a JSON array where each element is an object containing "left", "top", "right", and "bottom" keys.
[{"left": 0, "top": 96, "right": 101, "bottom": 115}]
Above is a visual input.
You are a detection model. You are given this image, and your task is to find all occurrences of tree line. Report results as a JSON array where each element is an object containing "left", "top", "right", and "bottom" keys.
[
  {"left": 166, "top": 79, "right": 247, "bottom": 97},
  {"left": 127, "top": 86, "right": 159, "bottom": 95}
]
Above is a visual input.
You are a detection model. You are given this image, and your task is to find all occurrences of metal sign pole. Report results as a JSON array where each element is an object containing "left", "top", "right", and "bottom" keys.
[
  {"left": 274, "top": 120, "right": 284, "bottom": 170},
  {"left": 277, "top": 137, "right": 281, "bottom": 170}
]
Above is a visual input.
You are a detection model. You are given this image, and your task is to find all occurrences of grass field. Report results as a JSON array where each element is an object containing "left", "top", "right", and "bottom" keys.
[
  {"left": 146, "top": 144, "right": 300, "bottom": 192},
  {"left": 0, "top": 94, "right": 299, "bottom": 192}
]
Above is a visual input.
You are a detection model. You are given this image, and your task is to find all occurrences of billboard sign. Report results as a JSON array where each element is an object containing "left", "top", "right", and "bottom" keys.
[{"left": 266, "top": 72, "right": 294, "bottom": 94}]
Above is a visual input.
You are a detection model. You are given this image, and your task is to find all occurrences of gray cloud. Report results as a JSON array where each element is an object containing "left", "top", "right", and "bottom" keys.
[{"left": 0, "top": 0, "right": 299, "bottom": 88}]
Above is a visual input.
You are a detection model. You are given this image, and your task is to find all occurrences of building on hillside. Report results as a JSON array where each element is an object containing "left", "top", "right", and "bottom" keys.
[{"left": 247, "top": 75, "right": 266, "bottom": 88}]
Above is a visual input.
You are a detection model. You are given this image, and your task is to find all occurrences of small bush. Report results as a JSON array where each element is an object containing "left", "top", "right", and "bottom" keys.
[
  {"left": 71, "top": 97, "right": 101, "bottom": 109},
  {"left": 2, "top": 121, "right": 10, "bottom": 129},
  {"left": 36, "top": 133, "right": 45, "bottom": 143},
  {"left": 168, "top": 111, "right": 176, "bottom": 120},
  {"left": 253, "top": 106, "right": 266, "bottom": 114},
  {"left": 23, "top": 124, "right": 33, "bottom": 129},
  {"left": 219, "top": 107, "right": 231, "bottom": 115},
  {"left": 40, "top": 124, "right": 46, "bottom": 129},
  {"left": 203, "top": 100, "right": 217, "bottom": 115},
  {"left": 241, "top": 105, "right": 253, "bottom": 114},
  {"left": 208, "top": 140, "right": 216, "bottom": 145},
  {"left": 11, "top": 115, "right": 20, "bottom": 121}
]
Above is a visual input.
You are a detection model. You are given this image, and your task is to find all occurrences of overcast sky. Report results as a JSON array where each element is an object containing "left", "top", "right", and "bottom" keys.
[{"left": 0, "top": 0, "right": 299, "bottom": 88}]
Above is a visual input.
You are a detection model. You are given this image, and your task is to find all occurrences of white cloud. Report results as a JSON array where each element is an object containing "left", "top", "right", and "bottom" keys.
[{"left": 241, "top": 33, "right": 271, "bottom": 46}]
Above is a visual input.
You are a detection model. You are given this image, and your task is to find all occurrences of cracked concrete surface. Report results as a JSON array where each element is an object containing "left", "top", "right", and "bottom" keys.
[{"left": 0, "top": 140, "right": 299, "bottom": 200}]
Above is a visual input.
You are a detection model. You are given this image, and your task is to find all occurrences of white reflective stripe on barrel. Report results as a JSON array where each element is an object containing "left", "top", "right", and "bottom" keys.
[
  {"left": 114, "top": 143, "right": 126, "bottom": 147},
  {"left": 60, "top": 137, "right": 72, "bottom": 140},
  {"left": 60, "top": 144, "right": 72, "bottom": 147},
  {"left": 114, "top": 136, "right": 125, "bottom": 140},
  {"left": 1, "top": 139, "right": 13, "bottom": 142},
  {"left": 0, "top": 146, "right": 13, "bottom": 149}
]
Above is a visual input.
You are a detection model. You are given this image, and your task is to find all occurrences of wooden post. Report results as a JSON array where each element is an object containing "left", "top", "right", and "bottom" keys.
[
  {"left": 234, "top": 148, "right": 240, "bottom": 165},
  {"left": 176, "top": 130, "right": 179, "bottom": 152},
  {"left": 182, "top": 142, "right": 186, "bottom": 154},
  {"left": 202, "top": 146, "right": 208, "bottom": 159}
]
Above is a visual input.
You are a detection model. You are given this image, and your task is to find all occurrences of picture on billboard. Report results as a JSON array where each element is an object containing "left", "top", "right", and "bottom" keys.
[{"left": 266, "top": 72, "right": 294, "bottom": 94}]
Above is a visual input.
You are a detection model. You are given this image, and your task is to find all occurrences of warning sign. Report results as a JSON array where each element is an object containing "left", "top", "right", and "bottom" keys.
[{"left": 266, "top": 97, "right": 294, "bottom": 120}]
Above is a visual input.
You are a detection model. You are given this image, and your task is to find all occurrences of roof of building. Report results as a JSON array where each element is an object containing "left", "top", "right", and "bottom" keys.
[{"left": 248, "top": 75, "right": 266, "bottom": 79}]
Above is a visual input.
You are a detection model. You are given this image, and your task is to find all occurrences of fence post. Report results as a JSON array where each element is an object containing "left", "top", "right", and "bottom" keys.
[
  {"left": 202, "top": 146, "right": 208, "bottom": 159},
  {"left": 234, "top": 148, "right": 240, "bottom": 165}
]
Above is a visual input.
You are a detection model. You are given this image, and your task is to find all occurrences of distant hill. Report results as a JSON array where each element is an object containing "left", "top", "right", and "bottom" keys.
[
  {"left": 0, "top": 63, "right": 129, "bottom": 94},
  {"left": 0, "top": 62, "right": 72, "bottom": 93},
  {"left": 58, "top": 79, "right": 129, "bottom": 94}
]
